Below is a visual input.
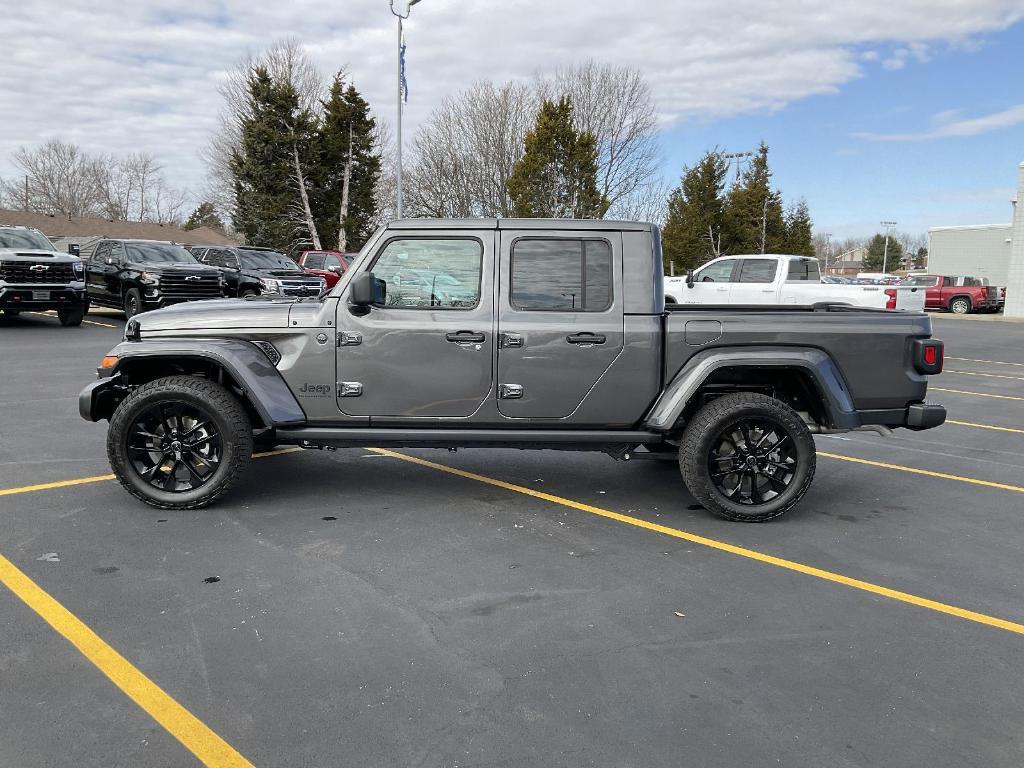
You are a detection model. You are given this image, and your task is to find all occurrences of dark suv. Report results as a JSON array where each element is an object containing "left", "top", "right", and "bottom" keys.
[
  {"left": 0, "top": 225, "right": 87, "bottom": 325},
  {"left": 186, "top": 245, "right": 325, "bottom": 298},
  {"left": 85, "top": 239, "right": 223, "bottom": 318}
]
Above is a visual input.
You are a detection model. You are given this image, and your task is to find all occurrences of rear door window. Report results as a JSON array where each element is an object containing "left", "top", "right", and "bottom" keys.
[
  {"left": 786, "top": 259, "right": 820, "bottom": 282},
  {"left": 510, "top": 239, "right": 612, "bottom": 312},
  {"left": 738, "top": 259, "right": 777, "bottom": 283}
]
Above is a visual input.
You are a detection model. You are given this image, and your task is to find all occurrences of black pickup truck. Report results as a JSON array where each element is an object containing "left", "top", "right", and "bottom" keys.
[{"left": 80, "top": 219, "right": 946, "bottom": 521}]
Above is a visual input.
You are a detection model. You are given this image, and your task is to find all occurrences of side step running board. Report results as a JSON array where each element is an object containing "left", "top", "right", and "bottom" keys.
[{"left": 274, "top": 427, "right": 662, "bottom": 451}]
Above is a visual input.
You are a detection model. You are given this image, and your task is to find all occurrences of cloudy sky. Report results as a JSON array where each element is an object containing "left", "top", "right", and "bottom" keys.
[{"left": 2, "top": 0, "right": 1023, "bottom": 237}]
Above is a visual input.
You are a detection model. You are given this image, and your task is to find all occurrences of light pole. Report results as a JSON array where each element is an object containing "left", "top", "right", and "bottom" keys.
[
  {"left": 389, "top": 0, "right": 421, "bottom": 219},
  {"left": 822, "top": 232, "right": 832, "bottom": 273},
  {"left": 722, "top": 150, "right": 754, "bottom": 182},
  {"left": 880, "top": 220, "right": 897, "bottom": 273}
]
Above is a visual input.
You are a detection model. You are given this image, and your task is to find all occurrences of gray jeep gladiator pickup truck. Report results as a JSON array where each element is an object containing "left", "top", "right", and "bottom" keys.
[
  {"left": 1, "top": 225, "right": 87, "bottom": 325},
  {"left": 80, "top": 219, "right": 946, "bottom": 521}
]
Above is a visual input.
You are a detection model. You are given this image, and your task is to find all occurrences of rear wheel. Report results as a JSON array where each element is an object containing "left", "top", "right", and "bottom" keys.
[
  {"left": 107, "top": 376, "right": 253, "bottom": 509},
  {"left": 240, "top": 288, "right": 259, "bottom": 298},
  {"left": 58, "top": 306, "right": 85, "bottom": 326},
  {"left": 949, "top": 296, "right": 971, "bottom": 315},
  {"left": 679, "top": 392, "right": 815, "bottom": 522}
]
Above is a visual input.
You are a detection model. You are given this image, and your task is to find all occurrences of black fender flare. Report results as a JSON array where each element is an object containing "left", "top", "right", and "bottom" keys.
[
  {"left": 78, "top": 337, "right": 306, "bottom": 426},
  {"left": 644, "top": 346, "right": 858, "bottom": 431}
]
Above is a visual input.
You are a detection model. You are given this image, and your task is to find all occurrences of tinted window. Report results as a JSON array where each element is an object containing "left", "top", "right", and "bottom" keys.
[
  {"left": 738, "top": 259, "right": 777, "bottom": 283},
  {"left": 124, "top": 242, "right": 197, "bottom": 264},
  {"left": 303, "top": 252, "right": 327, "bottom": 269},
  {"left": 694, "top": 259, "right": 736, "bottom": 283},
  {"left": 239, "top": 250, "right": 300, "bottom": 271},
  {"left": 324, "top": 254, "right": 342, "bottom": 269},
  {"left": 903, "top": 275, "right": 938, "bottom": 287},
  {"left": 511, "top": 239, "right": 612, "bottom": 312},
  {"left": 372, "top": 238, "right": 482, "bottom": 309},
  {"left": 92, "top": 242, "right": 110, "bottom": 262},
  {"left": 0, "top": 228, "right": 53, "bottom": 250},
  {"left": 786, "top": 259, "right": 820, "bottom": 282}
]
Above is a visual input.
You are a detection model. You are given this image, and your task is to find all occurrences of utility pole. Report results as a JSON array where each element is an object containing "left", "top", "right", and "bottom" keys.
[
  {"left": 822, "top": 232, "right": 832, "bottom": 273},
  {"left": 880, "top": 220, "right": 897, "bottom": 273},
  {"left": 389, "top": 0, "right": 422, "bottom": 220}
]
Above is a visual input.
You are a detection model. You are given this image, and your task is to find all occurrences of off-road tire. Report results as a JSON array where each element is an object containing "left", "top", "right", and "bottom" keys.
[
  {"left": 58, "top": 306, "right": 85, "bottom": 326},
  {"left": 124, "top": 288, "right": 143, "bottom": 319},
  {"left": 107, "top": 375, "right": 253, "bottom": 509},
  {"left": 949, "top": 296, "right": 971, "bottom": 315},
  {"left": 679, "top": 392, "right": 816, "bottom": 522},
  {"left": 240, "top": 288, "right": 259, "bottom": 298}
]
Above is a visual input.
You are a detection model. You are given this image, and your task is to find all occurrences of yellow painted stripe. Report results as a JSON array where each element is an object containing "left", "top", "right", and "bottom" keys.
[
  {"left": 0, "top": 553, "right": 254, "bottom": 767},
  {"left": 947, "top": 356, "right": 1024, "bottom": 368},
  {"left": 369, "top": 449, "right": 1024, "bottom": 636},
  {"left": 0, "top": 446, "right": 302, "bottom": 498},
  {"left": 932, "top": 387, "right": 1024, "bottom": 402},
  {"left": 946, "top": 369, "right": 1024, "bottom": 382},
  {"left": 946, "top": 419, "right": 1024, "bottom": 435},
  {"left": 26, "top": 310, "right": 117, "bottom": 329},
  {"left": 817, "top": 451, "right": 1024, "bottom": 493}
]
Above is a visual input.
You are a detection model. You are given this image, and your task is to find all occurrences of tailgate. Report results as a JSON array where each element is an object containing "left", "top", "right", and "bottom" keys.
[{"left": 895, "top": 286, "right": 926, "bottom": 312}]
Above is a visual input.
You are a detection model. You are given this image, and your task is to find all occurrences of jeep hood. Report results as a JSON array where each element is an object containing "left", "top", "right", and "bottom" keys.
[{"left": 134, "top": 297, "right": 309, "bottom": 332}]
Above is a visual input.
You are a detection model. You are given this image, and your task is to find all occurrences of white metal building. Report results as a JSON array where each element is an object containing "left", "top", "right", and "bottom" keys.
[{"left": 927, "top": 224, "right": 1013, "bottom": 284}]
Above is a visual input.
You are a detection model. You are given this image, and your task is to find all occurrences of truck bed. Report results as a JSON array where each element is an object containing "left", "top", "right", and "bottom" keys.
[{"left": 663, "top": 305, "right": 933, "bottom": 411}]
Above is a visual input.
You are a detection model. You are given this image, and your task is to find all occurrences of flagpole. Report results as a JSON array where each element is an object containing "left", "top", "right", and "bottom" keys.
[{"left": 396, "top": 13, "right": 403, "bottom": 218}]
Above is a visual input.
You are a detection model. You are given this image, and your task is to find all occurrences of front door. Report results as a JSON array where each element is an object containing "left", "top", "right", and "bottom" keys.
[
  {"left": 496, "top": 231, "right": 624, "bottom": 419},
  {"left": 335, "top": 233, "right": 494, "bottom": 418},
  {"left": 679, "top": 258, "right": 737, "bottom": 304}
]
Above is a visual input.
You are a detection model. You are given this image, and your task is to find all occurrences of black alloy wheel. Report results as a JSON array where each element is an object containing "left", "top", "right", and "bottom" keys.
[
  {"left": 707, "top": 419, "right": 797, "bottom": 506},
  {"left": 126, "top": 400, "right": 223, "bottom": 493}
]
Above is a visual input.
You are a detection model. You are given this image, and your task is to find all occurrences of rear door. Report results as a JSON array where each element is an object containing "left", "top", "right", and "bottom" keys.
[
  {"left": 496, "top": 231, "right": 623, "bottom": 419},
  {"left": 335, "top": 232, "right": 494, "bottom": 418},
  {"left": 728, "top": 258, "right": 779, "bottom": 304}
]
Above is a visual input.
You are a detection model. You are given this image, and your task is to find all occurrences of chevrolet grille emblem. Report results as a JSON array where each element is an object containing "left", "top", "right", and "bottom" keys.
[{"left": 29, "top": 264, "right": 49, "bottom": 272}]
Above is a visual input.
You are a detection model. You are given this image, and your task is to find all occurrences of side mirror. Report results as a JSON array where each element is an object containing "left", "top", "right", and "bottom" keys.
[
  {"left": 686, "top": 269, "right": 695, "bottom": 288},
  {"left": 349, "top": 271, "right": 386, "bottom": 307},
  {"left": 328, "top": 265, "right": 342, "bottom": 274}
]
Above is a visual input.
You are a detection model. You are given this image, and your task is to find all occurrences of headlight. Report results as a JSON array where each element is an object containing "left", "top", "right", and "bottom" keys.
[
  {"left": 260, "top": 278, "right": 281, "bottom": 292},
  {"left": 72, "top": 261, "right": 84, "bottom": 278},
  {"left": 139, "top": 271, "right": 160, "bottom": 285}
]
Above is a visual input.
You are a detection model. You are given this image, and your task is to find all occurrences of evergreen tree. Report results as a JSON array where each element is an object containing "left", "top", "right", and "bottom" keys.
[
  {"left": 230, "top": 67, "right": 317, "bottom": 249},
  {"left": 182, "top": 201, "right": 226, "bottom": 234},
  {"left": 783, "top": 198, "right": 814, "bottom": 257},
  {"left": 507, "top": 97, "right": 608, "bottom": 219},
  {"left": 862, "top": 233, "right": 905, "bottom": 272},
  {"left": 660, "top": 150, "right": 729, "bottom": 273},
  {"left": 314, "top": 74, "right": 381, "bottom": 251},
  {"left": 723, "top": 143, "right": 785, "bottom": 254}
]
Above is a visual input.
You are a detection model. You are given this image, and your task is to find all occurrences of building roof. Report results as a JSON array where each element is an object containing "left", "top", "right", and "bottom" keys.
[
  {"left": 0, "top": 208, "right": 235, "bottom": 245},
  {"left": 929, "top": 223, "right": 1012, "bottom": 233}
]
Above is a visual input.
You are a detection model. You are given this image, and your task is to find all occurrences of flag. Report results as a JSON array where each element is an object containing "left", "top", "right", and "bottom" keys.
[{"left": 400, "top": 33, "right": 409, "bottom": 103}]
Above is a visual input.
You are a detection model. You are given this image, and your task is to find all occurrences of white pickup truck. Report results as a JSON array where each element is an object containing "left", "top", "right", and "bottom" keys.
[{"left": 664, "top": 254, "right": 925, "bottom": 311}]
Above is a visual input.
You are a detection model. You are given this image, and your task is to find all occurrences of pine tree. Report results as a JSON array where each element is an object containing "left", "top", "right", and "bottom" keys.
[
  {"left": 182, "top": 202, "right": 226, "bottom": 234},
  {"left": 862, "top": 233, "right": 905, "bottom": 272},
  {"left": 314, "top": 74, "right": 381, "bottom": 251},
  {"left": 660, "top": 150, "right": 729, "bottom": 273},
  {"left": 783, "top": 198, "right": 814, "bottom": 257},
  {"left": 230, "top": 67, "right": 318, "bottom": 249},
  {"left": 507, "top": 97, "right": 609, "bottom": 219},
  {"left": 722, "top": 143, "right": 785, "bottom": 254}
]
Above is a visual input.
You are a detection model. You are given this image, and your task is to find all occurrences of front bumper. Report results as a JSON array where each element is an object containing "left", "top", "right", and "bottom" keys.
[
  {"left": 79, "top": 373, "right": 124, "bottom": 422},
  {"left": 1, "top": 285, "right": 86, "bottom": 310}
]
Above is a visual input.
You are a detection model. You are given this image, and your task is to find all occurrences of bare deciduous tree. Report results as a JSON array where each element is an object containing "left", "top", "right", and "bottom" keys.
[{"left": 6, "top": 139, "right": 105, "bottom": 217}]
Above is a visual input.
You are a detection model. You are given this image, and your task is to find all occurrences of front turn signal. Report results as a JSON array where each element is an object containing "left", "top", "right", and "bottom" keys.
[{"left": 99, "top": 355, "right": 119, "bottom": 370}]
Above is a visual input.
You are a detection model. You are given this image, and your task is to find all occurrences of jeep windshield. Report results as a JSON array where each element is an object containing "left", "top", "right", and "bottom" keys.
[
  {"left": 0, "top": 228, "right": 54, "bottom": 251},
  {"left": 125, "top": 243, "right": 198, "bottom": 264},
  {"left": 239, "top": 250, "right": 302, "bottom": 272}
]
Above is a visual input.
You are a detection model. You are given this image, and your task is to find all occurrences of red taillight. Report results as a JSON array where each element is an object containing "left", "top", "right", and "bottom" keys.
[
  {"left": 914, "top": 340, "right": 944, "bottom": 374},
  {"left": 923, "top": 346, "right": 936, "bottom": 365},
  {"left": 884, "top": 288, "right": 897, "bottom": 310}
]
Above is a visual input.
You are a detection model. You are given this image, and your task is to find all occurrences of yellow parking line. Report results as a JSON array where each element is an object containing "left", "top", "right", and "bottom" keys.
[
  {"left": 25, "top": 310, "right": 117, "bottom": 329},
  {"left": 932, "top": 387, "right": 1024, "bottom": 402},
  {"left": 817, "top": 452, "right": 1024, "bottom": 493},
  {"left": 0, "top": 446, "right": 302, "bottom": 498},
  {"left": 946, "top": 419, "right": 1024, "bottom": 435},
  {"left": 369, "top": 448, "right": 1024, "bottom": 636},
  {"left": 947, "top": 356, "right": 1024, "bottom": 367},
  {"left": 0, "top": 553, "right": 253, "bottom": 767},
  {"left": 945, "top": 369, "right": 1024, "bottom": 382}
]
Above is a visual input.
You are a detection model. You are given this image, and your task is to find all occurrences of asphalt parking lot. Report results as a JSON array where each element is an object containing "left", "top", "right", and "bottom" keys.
[{"left": 2, "top": 308, "right": 1024, "bottom": 768}]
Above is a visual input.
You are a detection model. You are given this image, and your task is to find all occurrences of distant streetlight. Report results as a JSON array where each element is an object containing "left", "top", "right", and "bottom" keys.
[
  {"left": 722, "top": 150, "right": 754, "bottom": 182},
  {"left": 880, "top": 220, "right": 897, "bottom": 273},
  {"left": 389, "top": 0, "right": 422, "bottom": 219}
]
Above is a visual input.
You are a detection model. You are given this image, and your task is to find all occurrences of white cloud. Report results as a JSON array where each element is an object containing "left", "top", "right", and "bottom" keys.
[
  {"left": 1, "top": 0, "right": 1022, "bottom": 199},
  {"left": 854, "top": 103, "right": 1024, "bottom": 141}
]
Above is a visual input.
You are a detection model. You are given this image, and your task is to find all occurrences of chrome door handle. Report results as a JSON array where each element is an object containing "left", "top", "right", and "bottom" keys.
[
  {"left": 566, "top": 332, "right": 606, "bottom": 345},
  {"left": 445, "top": 330, "right": 485, "bottom": 344}
]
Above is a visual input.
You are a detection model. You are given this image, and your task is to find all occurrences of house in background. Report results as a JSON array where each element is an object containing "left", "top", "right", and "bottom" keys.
[{"left": 0, "top": 209, "right": 234, "bottom": 254}]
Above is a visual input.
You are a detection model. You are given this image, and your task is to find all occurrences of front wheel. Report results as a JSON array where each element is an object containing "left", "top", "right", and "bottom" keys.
[
  {"left": 107, "top": 376, "right": 253, "bottom": 509},
  {"left": 124, "top": 288, "right": 142, "bottom": 319},
  {"left": 679, "top": 392, "right": 816, "bottom": 522}
]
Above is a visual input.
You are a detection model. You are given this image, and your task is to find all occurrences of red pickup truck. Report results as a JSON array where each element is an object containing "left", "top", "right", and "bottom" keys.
[
  {"left": 296, "top": 250, "right": 355, "bottom": 289},
  {"left": 902, "top": 274, "right": 1004, "bottom": 314}
]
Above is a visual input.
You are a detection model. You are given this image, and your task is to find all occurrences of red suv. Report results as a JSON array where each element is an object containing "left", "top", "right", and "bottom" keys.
[
  {"left": 902, "top": 274, "right": 1004, "bottom": 314},
  {"left": 296, "top": 250, "right": 355, "bottom": 289}
]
